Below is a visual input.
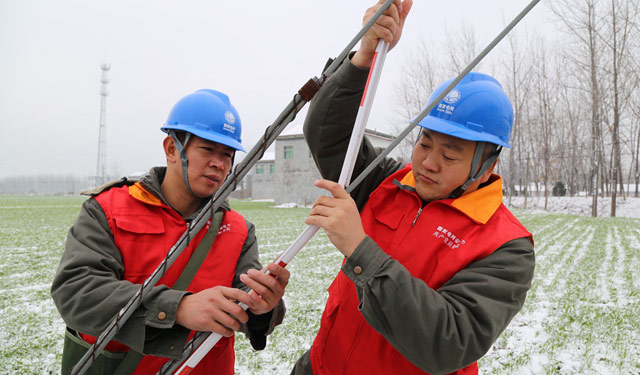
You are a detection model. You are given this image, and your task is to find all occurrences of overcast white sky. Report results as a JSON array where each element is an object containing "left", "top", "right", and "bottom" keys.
[{"left": 0, "top": 0, "right": 550, "bottom": 179}]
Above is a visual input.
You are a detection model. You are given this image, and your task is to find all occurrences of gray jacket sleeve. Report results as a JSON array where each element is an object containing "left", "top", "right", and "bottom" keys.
[
  {"left": 304, "top": 56, "right": 403, "bottom": 210},
  {"left": 304, "top": 56, "right": 535, "bottom": 374},
  {"left": 51, "top": 197, "right": 189, "bottom": 358},
  {"left": 343, "top": 237, "right": 534, "bottom": 374}
]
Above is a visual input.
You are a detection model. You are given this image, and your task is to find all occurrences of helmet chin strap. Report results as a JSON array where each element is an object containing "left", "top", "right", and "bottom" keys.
[
  {"left": 169, "top": 130, "right": 196, "bottom": 196},
  {"left": 448, "top": 142, "right": 502, "bottom": 199}
]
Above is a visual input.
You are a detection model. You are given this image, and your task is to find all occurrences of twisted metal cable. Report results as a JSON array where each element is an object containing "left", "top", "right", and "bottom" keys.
[{"left": 71, "top": 2, "right": 398, "bottom": 374}]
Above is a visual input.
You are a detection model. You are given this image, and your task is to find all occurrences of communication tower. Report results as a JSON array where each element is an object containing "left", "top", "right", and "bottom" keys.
[{"left": 92, "top": 63, "right": 110, "bottom": 188}]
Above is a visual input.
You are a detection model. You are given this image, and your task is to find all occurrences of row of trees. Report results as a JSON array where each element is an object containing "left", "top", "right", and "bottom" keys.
[
  {"left": 0, "top": 174, "right": 123, "bottom": 195},
  {"left": 0, "top": 175, "right": 90, "bottom": 195},
  {"left": 391, "top": 0, "right": 640, "bottom": 217}
]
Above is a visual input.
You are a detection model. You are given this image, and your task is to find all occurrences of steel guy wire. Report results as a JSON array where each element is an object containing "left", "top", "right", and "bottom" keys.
[
  {"left": 159, "top": 29, "right": 394, "bottom": 375},
  {"left": 69, "top": 1, "right": 397, "bottom": 374},
  {"left": 161, "top": 0, "right": 543, "bottom": 373}
]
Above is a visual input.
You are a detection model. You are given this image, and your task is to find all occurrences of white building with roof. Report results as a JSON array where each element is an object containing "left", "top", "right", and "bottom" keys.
[{"left": 239, "top": 122, "right": 403, "bottom": 205}]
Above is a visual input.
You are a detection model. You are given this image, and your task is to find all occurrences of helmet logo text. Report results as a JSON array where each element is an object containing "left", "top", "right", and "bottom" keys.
[
  {"left": 223, "top": 123, "right": 236, "bottom": 134},
  {"left": 437, "top": 103, "right": 455, "bottom": 115}
]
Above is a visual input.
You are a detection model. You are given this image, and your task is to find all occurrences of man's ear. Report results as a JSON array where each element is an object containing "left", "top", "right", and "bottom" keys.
[
  {"left": 479, "top": 159, "right": 498, "bottom": 184},
  {"left": 163, "top": 136, "right": 178, "bottom": 163}
]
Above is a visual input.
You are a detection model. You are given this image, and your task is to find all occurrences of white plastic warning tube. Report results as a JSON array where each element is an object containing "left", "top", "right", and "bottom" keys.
[
  {"left": 338, "top": 40, "right": 389, "bottom": 187},
  {"left": 73, "top": 3, "right": 398, "bottom": 375},
  {"left": 169, "top": 40, "right": 389, "bottom": 375},
  {"left": 275, "top": 40, "right": 389, "bottom": 268},
  {"left": 169, "top": 0, "right": 544, "bottom": 372}
]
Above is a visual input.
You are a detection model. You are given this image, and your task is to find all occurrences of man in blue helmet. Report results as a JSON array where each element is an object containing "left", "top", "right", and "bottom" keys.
[
  {"left": 52, "top": 89, "right": 289, "bottom": 375},
  {"left": 291, "top": 1, "right": 534, "bottom": 374}
]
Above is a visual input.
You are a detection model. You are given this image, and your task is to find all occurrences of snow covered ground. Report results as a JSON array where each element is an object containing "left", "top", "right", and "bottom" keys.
[
  {"left": 0, "top": 196, "right": 638, "bottom": 374},
  {"left": 505, "top": 195, "right": 640, "bottom": 219},
  {"left": 278, "top": 195, "right": 640, "bottom": 219},
  {"left": 241, "top": 198, "right": 640, "bottom": 374}
]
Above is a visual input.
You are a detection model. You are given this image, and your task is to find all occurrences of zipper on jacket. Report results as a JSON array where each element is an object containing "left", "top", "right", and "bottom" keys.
[{"left": 411, "top": 207, "right": 423, "bottom": 227}]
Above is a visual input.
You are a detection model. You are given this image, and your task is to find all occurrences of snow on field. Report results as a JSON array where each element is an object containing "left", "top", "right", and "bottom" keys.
[
  {"left": 1, "top": 196, "right": 638, "bottom": 374},
  {"left": 479, "top": 200, "right": 640, "bottom": 374},
  {"left": 505, "top": 195, "right": 640, "bottom": 218},
  {"left": 276, "top": 195, "right": 640, "bottom": 219}
]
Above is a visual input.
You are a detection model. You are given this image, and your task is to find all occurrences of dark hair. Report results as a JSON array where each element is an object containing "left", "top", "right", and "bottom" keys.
[
  {"left": 172, "top": 131, "right": 188, "bottom": 144},
  {"left": 480, "top": 142, "right": 501, "bottom": 165}
]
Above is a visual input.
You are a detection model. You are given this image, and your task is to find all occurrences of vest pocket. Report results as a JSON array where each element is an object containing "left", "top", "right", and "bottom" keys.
[
  {"left": 112, "top": 214, "right": 166, "bottom": 283},
  {"left": 113, "top": 214, "right": 165, "bottom": 234},
  {"left": 369, "top": 193, "right": 404, "bottom": 230}
]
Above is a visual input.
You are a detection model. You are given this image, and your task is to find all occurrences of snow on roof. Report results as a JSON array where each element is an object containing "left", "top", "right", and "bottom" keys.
[
  {"left": 279, "top": 120, "right": 393, "bottom": 139},
  {"left": 279, "top": 121, "right": 304, "bottom": 136},
  {"left": 258, "top": 151, "right": 275, "bottom": 161}
]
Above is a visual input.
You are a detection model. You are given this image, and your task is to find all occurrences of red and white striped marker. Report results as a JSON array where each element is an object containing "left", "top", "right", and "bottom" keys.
[{"left": 169, "top": 40, "right": 389, "bottom": 375}]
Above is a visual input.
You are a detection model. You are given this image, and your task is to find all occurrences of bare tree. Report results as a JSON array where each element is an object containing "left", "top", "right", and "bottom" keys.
[
  {"left": 530, "top": 39, "right": 558, "bottom": 210},
  {"left": 390, "top": 0, "right": 639, "bottom": 213},
  {"left": 631, "top": 83, "right": 640, "bottom": 196},
  {"left": 442, "top": 21, "right": 479, "bottom": 76},
  {"left": 391, "top": 39, "right": 445, "bottom": 162},
  {"left": 600, "top": 0, "right": 640, "bottom": 214},
  {"left": 634, "top": 110, "right": 640, "bottom": 197},
  {"left": 550, "top": 0, "right": 607, "bottom": 216},
  {"left": 501, "top": 28, "right": 534, "bottom": 205},
  {"left": 555, "top": 57, "right": 587, "bottom": 197}
]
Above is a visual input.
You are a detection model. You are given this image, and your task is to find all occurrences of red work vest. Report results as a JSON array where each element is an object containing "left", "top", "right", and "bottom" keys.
[
  {"left": 310, "top": 165, "right": 531, "bottom": 375},
  {"left": 81, "top": 183, "right": 247, "bottom": 375}
]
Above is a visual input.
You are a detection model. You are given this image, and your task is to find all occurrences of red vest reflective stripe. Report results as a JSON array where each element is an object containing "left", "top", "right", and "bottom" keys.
[
  {"left": 310, "top": 165, "right": 531, "bottom": 375},
  {"left": 79, "top": 184, "right": 247, "bottom": 375}
]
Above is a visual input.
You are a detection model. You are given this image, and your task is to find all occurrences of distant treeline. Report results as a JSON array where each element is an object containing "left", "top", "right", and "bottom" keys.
[{"left": 0, "top": 175, "right": 92, "bottom": 195}]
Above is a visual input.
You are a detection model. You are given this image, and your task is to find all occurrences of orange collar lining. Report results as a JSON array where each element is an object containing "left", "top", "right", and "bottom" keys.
[
  {"left": 399, "top": 170, "right": 502, "bottom": 224},
  {"left": 128, "top": 183, "right": 164, "bottom": 206}
]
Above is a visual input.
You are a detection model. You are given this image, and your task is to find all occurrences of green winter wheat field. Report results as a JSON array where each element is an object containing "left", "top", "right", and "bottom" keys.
[{"left": 0, "top": 196, "right": 638, "bottom": 374}]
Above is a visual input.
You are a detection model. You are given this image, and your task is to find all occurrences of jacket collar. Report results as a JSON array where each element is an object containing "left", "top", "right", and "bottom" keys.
[
  {"left": 130, "top": 166, "right": 230, "bottom": 217},
  {"left": 397, "top": 168, "right": 503, "bottom": 224},
  {"left": 134, "top": 166, "right": 167, "bottom": 206}
]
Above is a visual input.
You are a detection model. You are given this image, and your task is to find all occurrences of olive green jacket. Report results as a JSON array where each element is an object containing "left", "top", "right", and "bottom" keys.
[
  {"left": 293, "top": 57, "right": 535, "bottom": 375},
  {"left": 51, "top": 167, "right": 285, "bottom": 359}
]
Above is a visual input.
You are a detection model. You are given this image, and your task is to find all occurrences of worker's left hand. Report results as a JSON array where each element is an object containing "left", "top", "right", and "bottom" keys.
[
  {"left": 306, "top": 179, "right": 367, "bottom": 258},
  {"left": 352, "top": 0, "right": 413, "bottom": 68},
  {"left": 239, "top": 262, "right": 290, "bottom": 315}
]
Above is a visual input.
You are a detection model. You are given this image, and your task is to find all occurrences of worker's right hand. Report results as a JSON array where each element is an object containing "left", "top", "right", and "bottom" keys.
[
  {"left": 352, "top": 0, "right": 413, "bottom": 69},
  {"left": 175, "top": 286, "right": 252, "bottom": 337},
  {"left": 306, "top": 179, "right": 367, "bottom": 258}
]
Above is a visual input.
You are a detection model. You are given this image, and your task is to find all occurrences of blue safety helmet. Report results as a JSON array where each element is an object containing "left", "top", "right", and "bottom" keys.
[
  {"left": 161, "top": 89, "right": 244, "bottom": 196},
  {"left": 162, "top": 89, "right": 245, "bottom": 152},
  {"left": 418, "top": 72, "right": 513, "bottom": 148},
  {"left": 417, "top": 72, "right": 514, "bottom": 198}
]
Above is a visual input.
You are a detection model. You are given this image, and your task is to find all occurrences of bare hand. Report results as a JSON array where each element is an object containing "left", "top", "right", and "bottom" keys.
[
  {"left": 239, "top": 263, "right": 290, "bottom": 315},
  {"left": 352, "top": 0, "right": 413, "bottom": 68},
  {"left": 305, "top": 179, "right": 366, "bottom": 257},
  {"left": 176, "top": 286, "right": 253, "bottom": 337}
]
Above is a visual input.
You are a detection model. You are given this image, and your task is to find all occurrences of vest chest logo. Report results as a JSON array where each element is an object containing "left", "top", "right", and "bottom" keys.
[
  {"left": 433, "top": 226, "right": 466, "bottom": 250},
  {"left": 218, "top": 223, "right": 231, "bottom": 234}
]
